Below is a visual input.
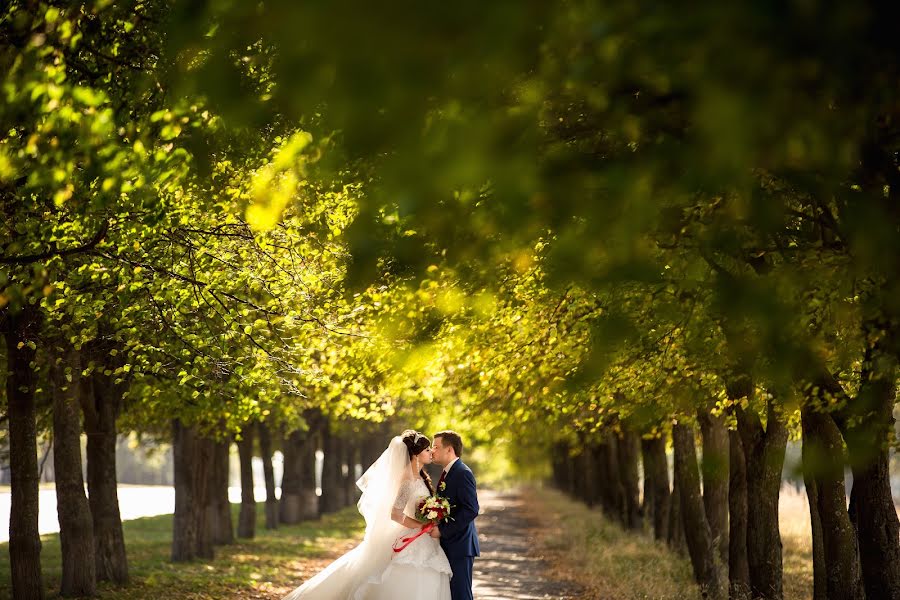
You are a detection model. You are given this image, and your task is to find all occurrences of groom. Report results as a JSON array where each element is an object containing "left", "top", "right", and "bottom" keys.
[{"left": 430, "top": 430, "right": 480, "bottom": 600}]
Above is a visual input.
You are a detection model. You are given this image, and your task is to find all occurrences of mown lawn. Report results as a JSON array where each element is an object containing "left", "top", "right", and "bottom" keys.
[{"left": 0, "top": 502, "right": 365, "bottom": 599}]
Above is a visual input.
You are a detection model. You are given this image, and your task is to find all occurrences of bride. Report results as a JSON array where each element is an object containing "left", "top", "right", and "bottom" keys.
[{"left": 282, "top": 430, "right": 452, "bottom": 600}]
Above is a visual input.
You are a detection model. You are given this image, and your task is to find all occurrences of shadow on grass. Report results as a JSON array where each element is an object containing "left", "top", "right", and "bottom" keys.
[{"left": 0, "top": 501, "right": 365, "bottom": 599}]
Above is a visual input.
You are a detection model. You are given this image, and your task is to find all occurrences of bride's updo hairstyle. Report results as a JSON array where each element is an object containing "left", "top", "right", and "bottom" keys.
[{"left": 400, "top": 429, "right": 435, "bottom": 495}]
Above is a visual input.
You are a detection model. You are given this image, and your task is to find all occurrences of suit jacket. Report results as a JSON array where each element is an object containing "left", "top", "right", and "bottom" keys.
[{"left": 438, "top": 459, "right": 480, "bottom": 558}]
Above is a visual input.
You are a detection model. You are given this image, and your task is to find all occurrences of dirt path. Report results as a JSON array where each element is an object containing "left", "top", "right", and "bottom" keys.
[{"left": 472, "top": 489, "right": 583, "bottom": 600}]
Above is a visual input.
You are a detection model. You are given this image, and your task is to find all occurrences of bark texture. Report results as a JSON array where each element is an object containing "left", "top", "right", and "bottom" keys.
[
  {"left": 82, "top": 365, "right": 129, "bottom": 583},
  {"left": 172, "top": 420, "right": 215, "bottom": 561},
  {"left": 3, "top": 307, "right": 45, "bottom": 599},
  {"left": 641, "top": 435, "right": 670, "bottom": 541},
  {"left": 50, "top": 344, "right": 96, "bottom": 596},
  {"left": 727, "top": 429, "right": 750, "bottom": 600},
  {"left": 258, "top": 422, "right": 279, "bottom": 530},
  {"left": 673, "top": 423, "right": 727, "bottom": 600},
  {"left": 237, "top": 425, "right": 256, "bottom": 539}
]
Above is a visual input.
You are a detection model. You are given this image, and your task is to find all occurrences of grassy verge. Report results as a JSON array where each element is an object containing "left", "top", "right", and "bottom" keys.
[
  {"left": 527, "top": 486, "right": 817, "bottom": 600},
  {"left": 525, "top": 487, "right": 700, "bottom": 600},
  {"left": 0, "top": 502, "right": 365, "bottom": 599}
]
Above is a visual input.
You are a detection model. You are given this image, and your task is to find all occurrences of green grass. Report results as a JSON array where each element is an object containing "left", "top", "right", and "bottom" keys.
[
  {"left": 527, "top": 487, "right": 701, "bottom": 600},
  {"left": 0, "top": 502, "right": 365, "bottom": 599}
]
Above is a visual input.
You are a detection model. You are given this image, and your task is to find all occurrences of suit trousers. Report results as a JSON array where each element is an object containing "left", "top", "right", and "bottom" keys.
[{"left": 447, "top": 555, "right": 474, "bottom": 600}]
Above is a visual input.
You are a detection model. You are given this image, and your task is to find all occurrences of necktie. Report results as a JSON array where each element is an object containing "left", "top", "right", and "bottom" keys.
[{"left": 438, "top": 470, "right": 446, "bottom": 488}]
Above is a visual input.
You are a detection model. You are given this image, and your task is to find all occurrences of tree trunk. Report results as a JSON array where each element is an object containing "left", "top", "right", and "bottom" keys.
[
  {"left": 593, "top": 440, "right": 614, "bottom": 516},
  {"left": 617, "top": 430, "right": 642, "bottom": 529},
  {"left": 321, "top": 423, "right": 344, "bottom": 513},
  {"left": 343, "top": 437, "right": 359, "bottom": 505},
  {"left": 172, "top": 420, "right": 215, "bottom": 561},
  {"left": 572, "top": 448, "right": 587, "bottom": 503},
  {"left": 3, "top": 306, "right": 45, "bottom": 600},
  {"left": 237, "top": 425, "right": 256, "bottom": 539},
  {"left": 801, "top": 407, "right": 864, "bottom": 600},
  {"left": 604, "top": 432, "right": 627, "bottom": 524},
  {"left": 589, "top": 443, "right": 606, "bottom": 510},
  {"left": 583, "top": 442, "right": 599, "bottom": 508},
  {"left": 82, "top": 366, "right": 128, "bottom": 584},
  {"left": 207, "top": 438, "right": 233, "bottom": 545},
  {"left": 727, "top": 429, "right": 750, "bottom": 600},
  {"left": 50, "top": 344, "right": 96, "bottom": 596},
  {"left": 565, "top": 443, "right": 578, "bottom": 497},
  {"left": 258, "top": 422, "right": 279, "bottom": 530},
  {"left": 361, "top": 432, "right": 384, "bottom": 473},
  {"left": 641, "top": 436, "right": 670, "bottom": 540},
  {"left": 735, "top": 398, "right": 787, "bottom": 600},
  {"left": 802, "top": 453, "right": 827, "bottom": 600},
  {"left": 337, "top": 434, "right": 351, "bottom": 507},
  {"left": 673, "top": 423, "right": 727, "bottom": 600},
  {"left": 848, "top": 453, "right": 900, "bottom": 600},
  {"left": 551, "top": 441, "right": 567, "bottom": 491},
  {"left": 668, "top": 472, "right": 687, "bottom": 555},
  {"left": 843, "top": 335, "right": 900, "bottom": 599},
  {"left": 672, "top": 425, "right": 728, "bottom": 600},
  {"left": 698, "top": 410, "right": 729, "bottom": 566},
  {"left": 279, "top": 416, "right": 321, "bottom": 524}
]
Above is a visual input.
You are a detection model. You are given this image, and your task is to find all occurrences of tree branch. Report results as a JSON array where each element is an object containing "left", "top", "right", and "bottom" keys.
[{"left": 1, "top": 220, "right": 109, "bottom": 265}]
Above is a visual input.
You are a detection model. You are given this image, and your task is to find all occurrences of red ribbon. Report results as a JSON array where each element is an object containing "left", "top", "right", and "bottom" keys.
[{"left": 392, "top": 522, "right": 435, "bottom": 553}]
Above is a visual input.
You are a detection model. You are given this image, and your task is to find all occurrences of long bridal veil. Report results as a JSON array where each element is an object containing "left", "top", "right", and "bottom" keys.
[{"left": 282, "top": 436, "right": 407, "bottom": 600}]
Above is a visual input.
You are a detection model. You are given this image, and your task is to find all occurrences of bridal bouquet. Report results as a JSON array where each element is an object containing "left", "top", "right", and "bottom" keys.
[
  {"left": 392, "top": 494, "right": 453, "bottom": 553},
  {"left": 416, "top": 494, "right": 452, "bottom": 524}
]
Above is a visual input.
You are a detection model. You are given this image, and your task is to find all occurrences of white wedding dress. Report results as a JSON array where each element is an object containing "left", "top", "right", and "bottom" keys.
[
  {"left": 371, "top": 478, "right": 452, "bottom": 600},
  {"left": 282, "top": 437, "right": 452, "bottom": 600}
]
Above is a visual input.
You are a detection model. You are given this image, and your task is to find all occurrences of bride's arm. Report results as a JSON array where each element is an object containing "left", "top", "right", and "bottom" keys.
[
  {"left": 391, "top": 508, "right": 425, "bottom": 529},
  {"left": 390, "top": 481, "right": 426, "bottom": 529}
]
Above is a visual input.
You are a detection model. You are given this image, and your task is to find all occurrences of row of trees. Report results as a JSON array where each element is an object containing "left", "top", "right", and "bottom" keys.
[
  {"left": 5, "top": 1, "right": 900, "bottom": 600},
  {"left": 0, "top": 3, "right": 434, "bottom": 598}
]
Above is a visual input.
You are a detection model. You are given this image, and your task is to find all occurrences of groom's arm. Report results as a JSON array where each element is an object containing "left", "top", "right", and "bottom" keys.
[{"left": 438, "top": 469, "right": 479, "bottom": 542}]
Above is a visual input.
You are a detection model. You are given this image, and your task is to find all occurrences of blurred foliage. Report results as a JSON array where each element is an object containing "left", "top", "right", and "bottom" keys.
[{"left": 2, "top": 0, "right": 899, "bottom": 473}]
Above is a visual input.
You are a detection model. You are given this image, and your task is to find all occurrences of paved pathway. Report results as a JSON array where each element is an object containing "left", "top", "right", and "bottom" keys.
[{"left": 473, "top": 490, "right": 583, "bottom": 600}]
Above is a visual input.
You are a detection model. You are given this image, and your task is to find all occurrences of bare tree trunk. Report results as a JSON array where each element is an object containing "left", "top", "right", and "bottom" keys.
[
  {"left": 208, "top": 438, "right": 233, "bottom": 545},
  {"left": 50, "top": 344, "right": 96, "bottom": 596},
  {"left": 572, "top": 448, "right": 587, "bottom": 503},
  {"left": 360, "top": 431, "right": 384, "bottom": 473},
  {"left": 604, "top": 432, "right": 627, "bottom": 524},
  {"left": 641, "top": 435, "right": 670, "bottom": 540},
  {"left": 82, "top": 365, "right": 129, "bottom": 584},
  {"left": 565, "top": 443, "right": 578, "bottom": 497},
  {"left": 668, "top": 467, "right": 687, "bottom": 555},
  {"left": 617, "top": 430, "right": 642, "bottom": 529},
  {"left": 321, "top": 422, "right": 345, "bottom": 514},
  {"left": 698, "top": 409, "right": 729, "bottom": 566},
  {"left": 3, "top": 306, "right": 45, "bottom": 600},
  {"left": 343, "top": 437, "right": 359, "bottom": 504},
  {"left": 734, "top": 398, "right": 787, "bottom": 600},
  {"left": 583, "top": 442, "right": 599, "bottom": 508},
  {"left": 727, "top": 429, "right": 750, "bottom": 600},
  {"left": 237, "top": 425, "right": 256, "bottom": 539},
  {"left": 843, "top": 333, "right": 900, "bottom": 599},
  {"left": 673, "top": 423, "right": 727, "bottom": 600},
  {"left": 801, "top": 407, "right": 864, "bottom": 600},
  {"left": 258, "top": 422, "right": 279, "bottom": 529},
  {"left": 172, "top": 420, "right": 215, "bottom": 561},
  {"left": 802, "top": 455, "right": 827, "bottom": 600},
  {"left": 279, "top": 416, "right": 320, "bottom": 524}
]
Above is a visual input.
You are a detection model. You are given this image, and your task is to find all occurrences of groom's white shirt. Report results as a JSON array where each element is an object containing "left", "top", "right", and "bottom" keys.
[{"left": 443, "top": 457, "right": 459, "bottom": 474}]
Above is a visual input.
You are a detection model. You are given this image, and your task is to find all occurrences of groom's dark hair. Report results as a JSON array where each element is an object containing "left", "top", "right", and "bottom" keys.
[{"left": 434, "top": 430, "right": 463, "bottom": 457}]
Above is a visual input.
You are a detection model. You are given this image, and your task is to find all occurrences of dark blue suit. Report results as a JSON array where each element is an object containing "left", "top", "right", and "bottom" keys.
[{"left": 438, "top": 459, "right": 479, "bottom": 600}]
